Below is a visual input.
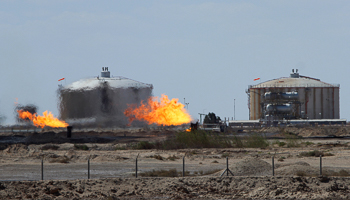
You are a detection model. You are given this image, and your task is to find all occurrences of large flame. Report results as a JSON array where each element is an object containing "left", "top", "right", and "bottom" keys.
[
  {"left": 17, "top": 110, "right": 69, "bottom": 128},
  {"left": 124, "top": 94, "right": 191, "bottom": 126}
]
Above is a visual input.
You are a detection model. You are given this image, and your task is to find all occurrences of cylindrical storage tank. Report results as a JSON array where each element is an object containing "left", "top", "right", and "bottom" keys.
[
  {"left": 248, "top": 70, "right": 340, "bottom": 120},
  {"left": 266, "top": 104, "right": 292, "bottom": 113},
  {"left": 264, "top": 92, "right": 276, "bottom": 100},
  {"left": 264, "top": 92, "right": 298, "bottom": 100},
  {"left": 281, "top": 92, "right": 298, "bottom": 100},
  {"left": 58, "top": 68, "right": 153, "bottom": 127}
]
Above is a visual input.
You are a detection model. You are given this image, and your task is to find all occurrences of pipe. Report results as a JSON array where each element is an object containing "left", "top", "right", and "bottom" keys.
[{"left": 67, "top": 126, "right": 73, "bottom": 138}]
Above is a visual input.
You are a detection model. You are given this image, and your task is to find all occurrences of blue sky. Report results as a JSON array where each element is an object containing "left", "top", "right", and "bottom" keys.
[{"left": 1, "top": 0, "right": 349, "bottom": 125}]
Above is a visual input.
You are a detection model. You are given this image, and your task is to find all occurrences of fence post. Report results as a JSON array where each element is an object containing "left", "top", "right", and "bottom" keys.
[
  {"left": 220, "top": 157, "right": 234, "bottom": 177},
  {"left": 182, "top": 156, "right": 185, "bottom": 177},
  {"left": 226, "top": 157, "right": 229, "bottom": 176},
  {"left": 88, "top": 159, "right": 90, "bottom": 179},
  {"left": 41, "top": 159, "right": 43, "bottom": 180},
  {"left": 135, "top": 154, "right": 139, "bottom": 178},
  {"left": 320, "top": 155, "right": 322, "bottom": 176},
  {"left": 272, "top": 156, "right": 275, "bottom": 176}
]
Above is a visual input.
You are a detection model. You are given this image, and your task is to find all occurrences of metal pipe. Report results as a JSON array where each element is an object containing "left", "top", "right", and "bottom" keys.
[{"left": 67, "top": 126, "right": 73, "bottom": 138}]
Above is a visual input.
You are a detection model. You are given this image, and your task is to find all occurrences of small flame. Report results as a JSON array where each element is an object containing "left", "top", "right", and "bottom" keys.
[
  {"left": 17, "top": 110, "right": 69, "bottom": 128},
  {"left": 124, "top": 94, "right": 192, "bottom": 126}
]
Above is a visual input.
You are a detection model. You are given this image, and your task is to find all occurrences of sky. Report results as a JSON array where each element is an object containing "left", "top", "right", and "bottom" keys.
[{"left": 1, "top": 0, "right": 350, "bottom": 125}]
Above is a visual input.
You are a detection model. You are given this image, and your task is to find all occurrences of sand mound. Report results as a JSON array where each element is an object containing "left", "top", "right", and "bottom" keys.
[
  {"left": 232, "top": 158, "right": 272, "bottom": 176},
  {"left": 275, "top": 161, "right": 322, "bottom": 176}
]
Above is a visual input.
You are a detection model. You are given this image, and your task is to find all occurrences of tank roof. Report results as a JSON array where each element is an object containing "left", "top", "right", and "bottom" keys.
[
  {"left": 250, "top": 70, "right": 339, "bottom": 89},
  {"left": 63, "top": 76, "right": 153, "bottom": 91},
  {"left": 250, "top": 77, "right": 339, "bottom": 89}
]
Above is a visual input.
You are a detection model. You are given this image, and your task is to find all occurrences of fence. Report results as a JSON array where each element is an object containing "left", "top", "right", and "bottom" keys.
[{"left": 0, "top": 155, "right": 326, "bottom": 181}]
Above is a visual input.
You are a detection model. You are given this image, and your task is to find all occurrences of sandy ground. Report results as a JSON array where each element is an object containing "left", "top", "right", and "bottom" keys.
[
  {"left": 1, "top": 126, "right": 350, "bottom": 199},
  {"left": 2, "top": 176, "right": 350, "bottom": 199}
]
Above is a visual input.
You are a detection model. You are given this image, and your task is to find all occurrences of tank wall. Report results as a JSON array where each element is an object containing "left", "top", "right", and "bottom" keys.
[
  {"left": 249, "top": 86, "right": 340, "bottom": 120},
  {"left": 334, "top": 88, "right": 340, "bottom": 118},
  {"left": 59, "top": 89, "right": 101, "bottom": 119},
  {"left": 304, "top": 87, "right": 339, "bottom": 119},
  {"left": 249, "top": 88, "right": 264, "bottom": 120},
  {"left": 59, "top": 85, "right": 153, "bottom": 127},
  {"left": 323, "top": 88, "right": 331, "bottom": 119},
  {"left": 104, "top": 87, "right": 153, "bottom": 126}
]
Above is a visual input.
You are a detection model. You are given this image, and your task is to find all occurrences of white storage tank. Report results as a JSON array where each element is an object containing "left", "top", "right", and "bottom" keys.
[
  {"left": 247, "top": 69, "right": 340, "bottom": 120},
  {"left": 58, "top": 68, "right": 153, "bottom": 127}
]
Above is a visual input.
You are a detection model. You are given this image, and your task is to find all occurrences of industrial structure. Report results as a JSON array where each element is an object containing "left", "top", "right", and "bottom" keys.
[
  {"left": 16, "top": 104, "right": 38, "bottom": 124},
  {"left": 247, "top": 69, "right": 340, "bottom": 122},
  {"left": 58, "top": 68, "right": 153, "bottom": 127}
]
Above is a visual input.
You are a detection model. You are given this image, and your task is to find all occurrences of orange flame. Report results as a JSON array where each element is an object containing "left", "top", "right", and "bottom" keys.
[
  {"left": 124, "top": 94, "right": 191, "bottom": 126},
  {"left": 17, "top": 110, "right": 69, "bottom": 128}
]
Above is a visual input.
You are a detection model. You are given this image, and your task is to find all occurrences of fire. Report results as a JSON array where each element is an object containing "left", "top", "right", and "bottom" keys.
[
  {"left": 17, "top": 110, "right": 69, "bottom": 128},
  {"left": 124, "top": 94, "right": 191, "bottom": 126}
]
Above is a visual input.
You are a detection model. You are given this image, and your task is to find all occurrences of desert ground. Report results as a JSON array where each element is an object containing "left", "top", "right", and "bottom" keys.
[{"left": 1, "top": 125, "right": 350, "bottom": 199}]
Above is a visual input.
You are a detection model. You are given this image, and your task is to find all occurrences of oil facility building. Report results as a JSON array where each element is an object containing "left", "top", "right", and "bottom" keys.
[
  {"left": 247, "top": 69, "right": 340, "bottom": 121},
  {"left": 58, "top": 68, "right": 153, "bottom": 127}
]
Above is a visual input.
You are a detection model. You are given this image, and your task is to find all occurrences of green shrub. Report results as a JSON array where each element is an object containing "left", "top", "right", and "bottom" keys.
[
  {"left": 278, "top": 157, "right": 285, "bottom": 162},
  {"left": 74, "top": 144, "right": 89, "bottom": 151},
  {"left": 324, "top": 152, "right": 334, "bottom": 156},
  {"left": 304, "top": 141, "right": 314, "bottom": 146},
  {"left": 133, "top": 141, "right": 155, "bottom": 149},
  {"left": 244, "top": 133, "right": 269, "bottom": 148},
  {"left": 150, "top": 155, "right": 163, "bottom": 160},
  {"left": 285, "top": 134, "right": 302, "bottom": 147},
  {"left": 189, "top": 150, "right": 197, "bottom": 155},
  {"left": 232, "top": 136, "right": 244, "bottom": 148},
  {"left": 129, "top": 131, "right": 269, "bottom": 150},
  {"left": 49, "top": 156, "right": 70, "bottom": 163},
  {"left": 298, "top": 150, "right": 334, "bottom": 157},
  {"left": 159, "top": 130, "right": 234, "bottom": 150},
  {"left": 221, "top": 153, "right": 230, "bottom": 158},
  {"left": 167, "top": 155, "right": 179, "bottom": 161},
  {"left": 115, "top": 146, "right": 126, "bottom": 150},
  {"left": 41, "top": 144, "right": 60, "bottom": 150},
  {"left": 173, "top": 131, "right": 232, "bottom": 149},
  {"left": 278, "top": 141, "right": 286, "bottom": 147},
  {"left": 272, "top": 140, "right": 286, "bottom": 147}
]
